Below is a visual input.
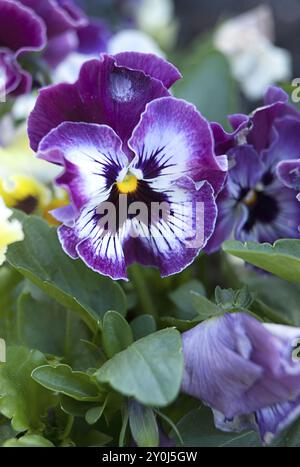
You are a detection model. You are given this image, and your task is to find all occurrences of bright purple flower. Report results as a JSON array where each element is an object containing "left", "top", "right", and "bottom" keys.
[
  {"left": 206, "top": 86, "right": 300, "bottom": 252},
  {"left": 181, "top": 312, "right": 300, "bottom": 444},
  {"left": 28, "top": 53, "right": 227, "bottom": 279},
  {"left": 0, "top": 0, "right": 46, "bottom": 97}
]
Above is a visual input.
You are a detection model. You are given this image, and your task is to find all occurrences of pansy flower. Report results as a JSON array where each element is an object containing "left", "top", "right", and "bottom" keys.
[
  {"left": 181, "top": 312, "right": 300, "bottom": 444},
  {"left": 0, "top": 196, "right": 24, "bottom": 265},
  {"left": 0, "top": 0, "right": 46, "bottom": 97},
  {"left": 28, "top": 53, "right": 227, "bottom": 279},
  {"left": 206, "top": 86, "right": 300, "bottom": 253}
]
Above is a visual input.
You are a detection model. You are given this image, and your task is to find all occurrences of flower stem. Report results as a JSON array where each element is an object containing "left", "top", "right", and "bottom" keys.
[{"left": 129, "top": 265, "right": 157, "bottom": 318}]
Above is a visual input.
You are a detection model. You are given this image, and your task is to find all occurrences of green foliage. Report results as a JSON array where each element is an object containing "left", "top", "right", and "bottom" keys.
[
  {"left": 95, "top": 329, "right": 183, "bottom": 407},
  {"left": 102, "top": 311, "right": 133, "bottom": 358},
  {"left": 223, "top": 239, "right": 300, "bottom": 284},
  {"left": 129, "top": 402, "right": 159, "bottom": 447},
  {"left": 7, "top": 213, "right": 127, "bottom": 331},
  {"left": 0, "top": 346, "right": 56, "bottom": 432},
  {"left": 174, "top": 406, "right": 261, "bottom": 447},
  {"left": 173, "top": 40, "right": 240, "bottom": 129}
]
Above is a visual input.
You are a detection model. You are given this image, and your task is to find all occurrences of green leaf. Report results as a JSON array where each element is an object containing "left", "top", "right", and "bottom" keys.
[
  {"left": 17, "top": 291, "right": 87, "bottom": 356},
  {"left": 271, "top": 418, "right": 300, "bottom": 447},
  {"left": 70, "top": 418, "right": 112, "bottom": 447},
  {"left": 174, "top": 406, "right": 261, "bottom": 447},
  {"left": 7, "top": 213, "right": 127, "bottom": 330},
  {"left": 129, "top": 401, "right": 159, "bottom": 447},
  {"left": 85, "top": 405, "right": 105, "bottom": 425},
  {"left": 102, "top": 311, "right": 133, "bottom": 358},
  {"left": 245, "top": 275, "right": 300, "bottom": 326},
  {"left": 174, "top": 41, "right": 240, "bottom": 129},
  {"left": 3, "top": 434, "right": 54, "bottom": 447},
  {"left": 192, "top": 293, "right": 222, "bottom": 320},
  {"left": 32, "top": 364, "right": 102, "bottom": 401},
  {"left": 223, "top": 239, "right": 300, "bottom": 284},
  {"left": 130, "top": 315, "right": 157, "bottom": 340},
  {"left": 215, "top": 286, "right": 254, "bottom": 310},
  {"left": 0, "top": 420, "right": 16, "bottom": 446},
  {"left": 169, "top": 279, "right": 206, "bottom": 320},
  {"left": 0, "top": 346, "right": 56, "bottom": 432},
  {"left": 60, "top": 395, "right": 96, "bottom": 417},
  {"left": 95, "top": 329, "right": 183, "bottom": 407}
]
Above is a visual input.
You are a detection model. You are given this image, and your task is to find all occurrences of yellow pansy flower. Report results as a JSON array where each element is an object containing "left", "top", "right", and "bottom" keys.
[
  {"left": 0, "top": 174, "right": 51, "bottom": 214},
  {"left": 0, "top": 197, "right": 24, "bottom": 266}
]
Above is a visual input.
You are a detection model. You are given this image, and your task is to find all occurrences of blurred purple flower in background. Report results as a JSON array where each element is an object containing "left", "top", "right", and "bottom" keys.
[
  {"left": 181, "top": 312, "right": 300, "bottom": 444},
  {"left": 0, "top": 0, "right": 111, "bottom": 98},
  {"left": 0, "top": 0, "right": 46, "bottom": 97},
  {"left": 206, "top": 86, "right": 300, "bottom": 253}
]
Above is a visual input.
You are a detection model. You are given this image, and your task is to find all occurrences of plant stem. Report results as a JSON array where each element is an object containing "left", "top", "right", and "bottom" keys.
[{"left": 129, "top": 265, "right": 157, "bottom": 318}]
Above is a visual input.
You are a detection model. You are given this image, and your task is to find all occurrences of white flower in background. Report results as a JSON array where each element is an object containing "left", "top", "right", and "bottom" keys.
[
  {"left": 136, "top": 0, "right": 177, "bottom": 49},
  {"left": 12, "top": 93, "right": 37, "bottom": 122},
  {"left": 108, "top": 29, "right": 165, "bottom": 57},
  {"left": 0, "top": 196, "right": 24, "bottom": 266},
  {"left": 53, "top": 52, "right": 93, "bottom": 84},
  {"left": 214, "top": 5, "right": 292, "bottom": 100}
]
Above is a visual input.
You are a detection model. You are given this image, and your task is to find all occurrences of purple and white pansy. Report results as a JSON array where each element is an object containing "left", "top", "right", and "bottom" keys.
[
  {"left": 28, "top": 53, "right": 227, "bottom": 280},
  {"left": 181, "top": 312, "right": 300, "bottom": 444},
  {"left": 205, "top": 86, "right": 300, "bottom": 253}
]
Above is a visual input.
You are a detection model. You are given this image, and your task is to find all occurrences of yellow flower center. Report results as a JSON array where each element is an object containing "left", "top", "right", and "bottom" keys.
[
  {"left": 116, "top": 174, "right": 138, "bottom": 194},
  {"left": 243, "top": 190, "right": 257, "bottom": 207}
]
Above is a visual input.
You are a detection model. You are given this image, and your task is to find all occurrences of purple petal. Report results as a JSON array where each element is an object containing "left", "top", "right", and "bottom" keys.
[
  {"left": 264, "top": 86, "right": 289, "bottom": 106},
  {"left": 181, "top": 313, "right": 300, "bottom": 419},
  {"left": 28, "top": 54, "right": 170, "bottom": 152},
  {"left": 0, "top": 0, "right": 46, "bottom": 55},
  {"left": 77, "top": 19, "right": 111, "bottom": 55},
  {"left": 9, "top": 68, "right": 32, "bottom": 96},
  {"left": 248, "top": 100, "right": 300, "bottom": 153},
  {"left": 266, "top": 116, "right": 300, "bottom": 166},
  {"left": 51, "top": 204, "right": 77, "bottom": 226},
  {"left": 43, "top": 31, "right": 78, "bottom": 69},
  {"left": 122, "top": 178, "right": 218, "bottom": 278},
  {"left": 128, "top": 97, "right": 227, "bottom": 195},
  {"left": 277, "top": 159, "right": 300, "bottom": 190},
  {"left": 114, "top": 52, "right": 182, "bottom": 89},
  {"left": 227, "top": 145, "right": 265, "bottom": 197},
  {"left": 204, "top": 188, "right": 237, "bottom": 254},
  {"left": 256, "top": 397, "right": 300, "bottom": 444},
  {"left": 19, "top": 0, "right": 87, "bottom": 39},
  {"left": 0, "top": 51, "right": 22, "bottom": 95},
  {"left": 39, "top": 122, "right": 127, "bottom": 209},
  {"left": 211, "top": 118, "right": 249, "bottom": 157},
  {"left": 59, "top": 176, "right": 217, "bottom": 280}
]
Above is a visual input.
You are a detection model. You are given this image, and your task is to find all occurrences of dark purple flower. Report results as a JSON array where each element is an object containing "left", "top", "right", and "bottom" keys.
[
  {"left": 181, "top": 312, "right": 300, "bottom": 444},
  {"left": 206, "top": 86, "right": 300, "bottom": 252},
  {"left": 28, "top": 53, "right": 227, "bottom": 279},
  {"left": 18, "top": 0, "right": 90, "bottom": 69},
  {"left": 277, "top": 159, "right": 300, "bottom": 192},
  {"left": 0, "top": 0, "right": 46, "bottom": 97},
  {"left": 19, "top": 0, "right": 87, "bottom": 39}
]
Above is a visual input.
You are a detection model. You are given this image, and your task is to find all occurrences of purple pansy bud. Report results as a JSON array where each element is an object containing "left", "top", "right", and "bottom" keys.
[
  {"left": 206, "top": 86, "right": 300, "bottom": 253},
  {"left": 28, "top": 53, "right": 227, "bottom": 279},
  {"left": 181, "top": 312, "right": 300, "bottom": 444}
]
